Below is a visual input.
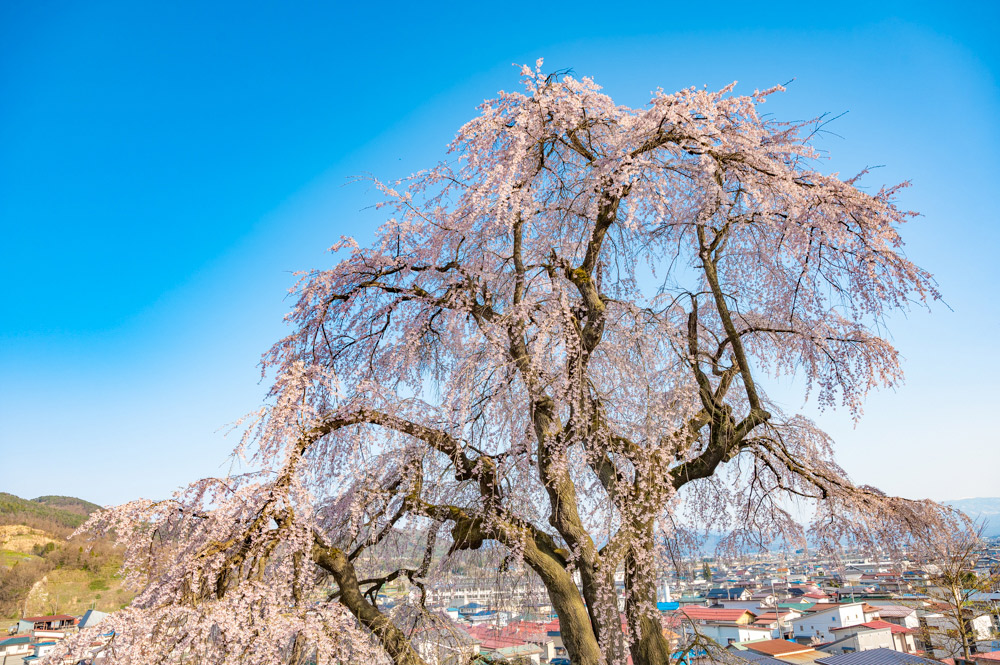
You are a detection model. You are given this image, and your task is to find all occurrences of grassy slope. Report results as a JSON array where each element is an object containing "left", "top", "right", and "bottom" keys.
[
  {"left": 23, "top": 566, "right": 133, "bottom": 616},
  {"left": 0, "top": 549, "right": 42, "bottom": 567}
]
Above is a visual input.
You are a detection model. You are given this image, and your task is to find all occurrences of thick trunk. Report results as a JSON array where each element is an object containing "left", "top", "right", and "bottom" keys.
[
  {"left": 523, "top": 538, "right": 605, "bottom": 665},
  {"left": 631, "top": 614, "right": 672, "bottom": 665},
  {"left": 625, "top": 555, "right": 672, "bottom": 665},
  {"left": 579, "top": 564, "right": 629, "bottom": 665}
]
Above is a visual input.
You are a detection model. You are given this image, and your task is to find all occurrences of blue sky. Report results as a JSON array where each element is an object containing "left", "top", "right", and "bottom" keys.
[{"left": 1, "top": 1, "right": 997, "bottom": 506}]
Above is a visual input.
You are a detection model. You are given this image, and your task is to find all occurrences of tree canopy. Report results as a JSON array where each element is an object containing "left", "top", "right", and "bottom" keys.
[{"left": 57, "top": 63, "right": 959, "bottom": 665}]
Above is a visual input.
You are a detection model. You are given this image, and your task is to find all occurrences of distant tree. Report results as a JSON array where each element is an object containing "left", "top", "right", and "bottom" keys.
[
  {"left": 702, "top": 562, "right": 713, "bottom": 581},
  {"left": 920, "top": 529, "right": 1000, "bottom": 660},
  {"left": 61, "top": 63, "right": 959, "bottom": 665}
]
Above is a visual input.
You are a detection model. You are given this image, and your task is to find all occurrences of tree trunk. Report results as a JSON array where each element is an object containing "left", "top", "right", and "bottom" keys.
[
  {"left": 522, "top": 539, "right": 605, "bottom": 665},
  {"left": 626, "top": 549, "right": 672, "bottom": 665}
]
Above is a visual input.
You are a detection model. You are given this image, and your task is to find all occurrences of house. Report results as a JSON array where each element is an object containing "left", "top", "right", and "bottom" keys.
[
  {"left": 782, "top": 602, "right": 819, "bottom": 614},
  {"left": 735, "top": 639, "right": 825, "bottom": 665},
  {"left": 702, "top": 622, "right": 774, "bottom": 645},
  {"left": 466, "top": 609, "right": 500, "bottom": 625},
  {"left": 472, "top": 620, "right": 559, "bottom": 662},
  {"left": 709, "top": 587, "right": 753, "bottom": 601},
  {"left": 752, "top": 610, "right": 802, "bottom": 639},
  {"left": 457, "top": 602, "right": 486, "bottom": 617},
  {"left": 476, "top": 635, "right": 543, "bottom": 663},
  {"left": 741, "top": 639, "right": 820, "bottom": 659},
  {"left": 814, "top": 647, "right": 940, "bottom": 665},
  {"left": 922, "top": 610, "right": 996, "bottom": 658},
  {"left": 0, "top": 634, "right": 33, "bottom": 658},
  {"left": 677, "top": 607, "right": 758, "bottom": 624},
  {"left": 823, "top": 625, "right": 895, "bottom": 655},
  {"left": 731, "top": 650, "right": 790, "bottom": 665},
  {"left": 79, "top": 609, "right": 109, "bottom": 629},
  {"left": 667, "top": 607, "right": 769, "bottom": 646},
  {"left": 20, "top": 640, "right": 59, "bottom": 664},
  {"left": 753, "top": 592, "right": 781, "bottom": 607},
  {"left": 16, "top": 614, "right": 76, "bottom": 632},
  {"left": 869, "top": 606, "right": 920, "bottom": 631},
  {"left": 792, "top": 603, "right": 869, "bottom": 643},
  {"left": 829, "top": 620, "right": 917, "bottom": 653}
]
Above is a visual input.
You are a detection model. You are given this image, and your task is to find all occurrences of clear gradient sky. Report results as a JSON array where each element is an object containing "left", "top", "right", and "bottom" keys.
[{"left": 1, "top": 1, "right": 998, "bottom": 507}]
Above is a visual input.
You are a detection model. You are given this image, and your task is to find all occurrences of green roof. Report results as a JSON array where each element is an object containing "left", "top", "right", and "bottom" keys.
[{"left": 0, "top": 635, "right": 32, "bottom": 646}]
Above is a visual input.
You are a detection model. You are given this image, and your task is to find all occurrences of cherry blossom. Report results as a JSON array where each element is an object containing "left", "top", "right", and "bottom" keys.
[{"left": 52, "top": 63, "right": 960, "bottom": 665}]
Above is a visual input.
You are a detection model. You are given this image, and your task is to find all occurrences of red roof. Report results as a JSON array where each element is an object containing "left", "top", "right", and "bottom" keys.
[
  {"left": 973, "top": 652, "right": 1000, "bottom": 662},
  {"left": 862, "top": 619, "right": 914, "bottom": 634},
  {"left": 756, "top": 611, "right": 796, "bottom": 620},
  {"left": 464, "top": 621, "right": 555, "bottom": 645},
  {"left": 22, "top": 615, "right": 75, "bottom": 622},
  {"left": 479, "top": 635, "right": 528, "bottom": 649},
  {"left": 831, "top": 620, "right": 913, "bottom": 635}
]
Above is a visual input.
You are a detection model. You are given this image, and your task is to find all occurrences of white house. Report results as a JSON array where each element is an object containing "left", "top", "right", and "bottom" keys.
[
  {"left": 869, "top": 605, "right": 919, "bottom": 630},
  {"left": 693, "top": 622, "right": 774, "bottom": 646},
  {"left": 827, "top": 621, "right": 917, "bottom": 654},
  {"left": 0, "top": 635, "right": 33, "bottom": 659},
  {"left": 753, "top": 610, "right": 802, "bottom": 639},
  {"left": 793, "top": 603, "right": 868, "bottom": 643},
  {"left": 923, "top": 612, "right": 997, "bottom": 658}
]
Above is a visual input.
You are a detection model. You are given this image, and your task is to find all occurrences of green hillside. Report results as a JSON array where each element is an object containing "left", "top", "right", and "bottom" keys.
[
  {"left": 32, "top": 495, "right": 102, "bottom": 516},
  {"left": 0, "top": 492, "right": 92, "bottom": 530},
  {"left": 0, "top": 493, "right": 129, "bottom": 619}
]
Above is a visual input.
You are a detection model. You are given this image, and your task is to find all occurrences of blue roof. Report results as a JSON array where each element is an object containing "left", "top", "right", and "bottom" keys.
[
  {"left": 657, "top": 601, "right": 680, "bottom": 611},
  {"left": 815, "top": 648, "right": 940, "bottom": 665}
]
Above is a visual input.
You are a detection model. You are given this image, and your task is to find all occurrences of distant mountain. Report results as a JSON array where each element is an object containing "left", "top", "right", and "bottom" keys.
[
  {"left": 0, "top": 492, "right": 98, "bottom": 532},
  {"left": 945, "top": 497, "right": 1000, "bottom": 537},
  {"left": 32, "top": 495, "right": 101, "bottom": 516}
]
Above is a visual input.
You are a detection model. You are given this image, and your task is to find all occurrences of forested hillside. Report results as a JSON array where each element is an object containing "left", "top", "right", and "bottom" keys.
[
  {"left": 0, "top": 492, "right": 98, "bottom": 535},
  {"left": 32, "top": 495, "right": 102, "bottom": 516},
  {"left": 0, "top": 492, "right": 131, "bottom": 619}
]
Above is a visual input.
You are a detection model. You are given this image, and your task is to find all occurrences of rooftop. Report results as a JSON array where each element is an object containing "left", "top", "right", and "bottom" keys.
[
  {"left": 815, "top": 648, "right": 940, "bottom": 665},
  {"left": 743, "top": 639, "right": 817, "bottom": 656},
  {"left": 675, "top": 607, "right": 756, "bottom": 622},
  {"left": 21, "top": 615, "right": 75, "bottom": 622}
]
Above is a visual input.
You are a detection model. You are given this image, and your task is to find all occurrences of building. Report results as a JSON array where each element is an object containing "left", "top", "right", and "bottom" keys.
[
  {"left": 0, "top": 634, "right": 34, "bottom": 659},
  {"left": 792, "top": 603, "right": 870, "bottom": 643},
  {"left": 827, "top": 620, "right": 918, "bottom": 654},
  {"left": 16, "top": 615, "right": 76, "bottom": 633},
  {"left": 708, "top": 588, "right": 753, "bottom": 601}
]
